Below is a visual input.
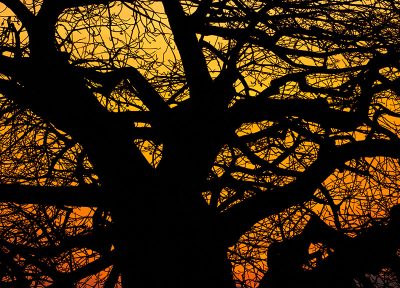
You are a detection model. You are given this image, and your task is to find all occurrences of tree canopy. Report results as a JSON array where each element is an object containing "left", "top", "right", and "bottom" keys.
[{"left": 0, "top": 0, "right": 400, "bottom": 287}]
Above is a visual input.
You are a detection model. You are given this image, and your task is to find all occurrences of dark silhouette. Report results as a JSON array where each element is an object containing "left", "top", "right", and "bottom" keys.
[{"left": 0, "top": 0, "right": 399, "bottom": 287}]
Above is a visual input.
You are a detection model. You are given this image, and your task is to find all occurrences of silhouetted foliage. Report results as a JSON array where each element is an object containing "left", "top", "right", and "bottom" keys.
[{"left": 0, "top": 0, "right": 400, "bottom": 287}]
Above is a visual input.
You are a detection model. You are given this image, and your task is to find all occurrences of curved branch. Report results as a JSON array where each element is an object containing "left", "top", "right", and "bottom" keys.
[
  {"left": 0, "top": 0, "right": 34, "bottom": 27},
  {"left": 219, "top": 140, "right": 400, "bottom": 246},
  {"left": 229, "top": 98, "right": 363, "bottom": 130},
  {"left": 0, "top": 184, "right": 105, "bottom": 206}
]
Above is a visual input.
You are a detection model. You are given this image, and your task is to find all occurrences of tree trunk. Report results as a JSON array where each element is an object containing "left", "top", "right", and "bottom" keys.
[{"left": 112, "top": 182, "right": 236, "bottom": 288}]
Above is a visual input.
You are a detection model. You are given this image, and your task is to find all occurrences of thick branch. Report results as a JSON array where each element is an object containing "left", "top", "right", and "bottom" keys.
[
  {"left": 82, "top": 67, "right": 169, "bottom": 116},
  {"left": 0, "top": 231, "right": 113, "bottom": 257},
  {"left": 229, "top": 98, "right": 363, "bottom": 130},
  {"left": 219, "top": 140, "right": 400, "bottom": 246},
  {"left": 161, "top": 0, "right": 213, "bottom": 100},
  {"left": 0, "top": 0, "right": 34, "bottom": 26},
  {"left": 0, "top": 184, "right": 104, "bottom": 206}
]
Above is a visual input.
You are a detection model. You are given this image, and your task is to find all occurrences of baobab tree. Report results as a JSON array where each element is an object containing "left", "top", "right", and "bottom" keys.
[{"left": 0, "top": 0, "right": 399, "bottom": 287}]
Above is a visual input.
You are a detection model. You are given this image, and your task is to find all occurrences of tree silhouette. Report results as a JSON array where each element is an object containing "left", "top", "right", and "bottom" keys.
[{"left": 0, "top": 0, "right": 399, "bottom": 287}]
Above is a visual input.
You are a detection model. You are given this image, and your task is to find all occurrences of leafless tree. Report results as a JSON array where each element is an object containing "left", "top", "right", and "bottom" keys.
[{"left": 0, "top": 0, "right": 400, "bottom": 287}]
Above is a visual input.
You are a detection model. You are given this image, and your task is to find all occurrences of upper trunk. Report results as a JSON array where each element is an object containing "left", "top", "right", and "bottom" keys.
[{"left": 112, "top": 178, "right": 236, "bottom": 288}]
